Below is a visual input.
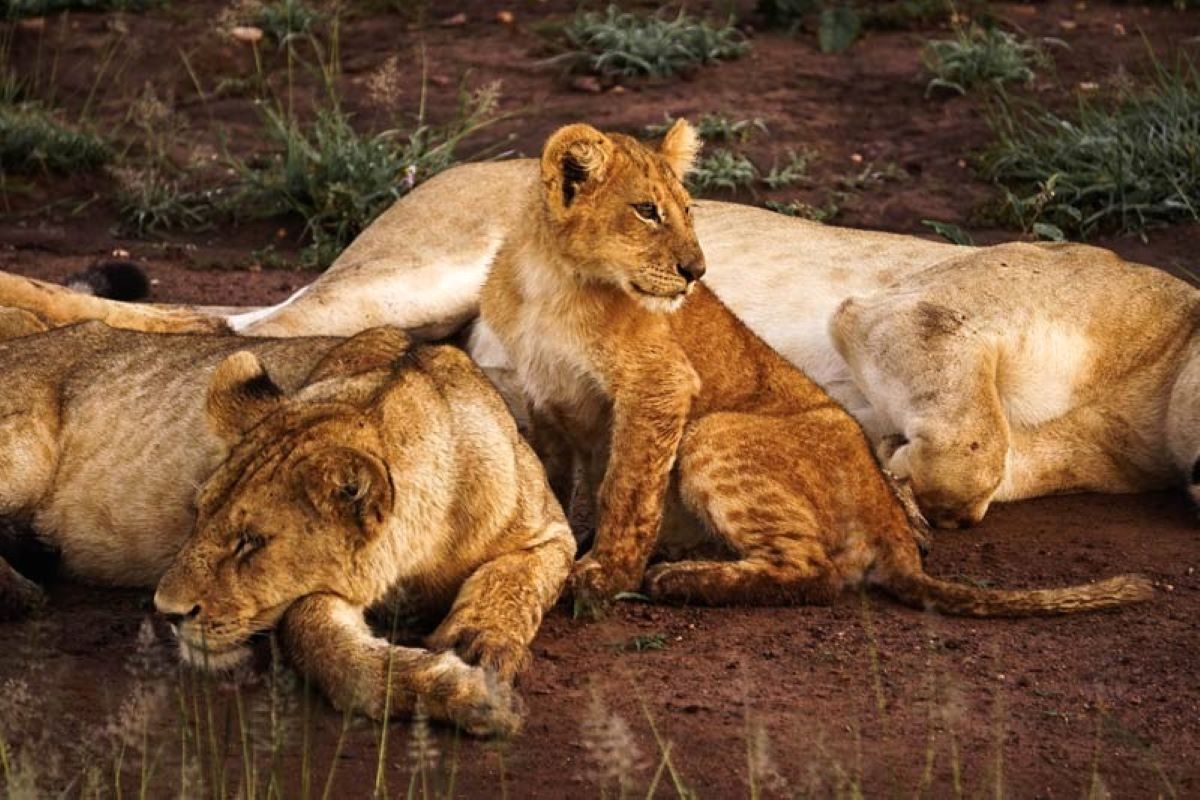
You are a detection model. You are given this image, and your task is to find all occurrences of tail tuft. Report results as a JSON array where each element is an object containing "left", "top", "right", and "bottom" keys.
[{"left": 65, "top": 260, "right": 150, "bottom": 301}]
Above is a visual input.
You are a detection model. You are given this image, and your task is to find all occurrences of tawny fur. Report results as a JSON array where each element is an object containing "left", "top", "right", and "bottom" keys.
[
  {"left": 479, "top": 121, "right": 1153, "bottom": 616},
  {"left": 4, "top": 161, "right": 1197, "bottom": 528},
  {"left": 0, "top": 322, "right": 573, "bottom": 735}
]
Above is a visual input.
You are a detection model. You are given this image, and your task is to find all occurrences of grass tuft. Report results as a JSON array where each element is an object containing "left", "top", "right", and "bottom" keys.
[
  {"left": 646, "top": 112, "right": 767, "bottom": 143},
  {"left": 981, "top": 56, "right": 1200, "bottom": 238},
  {"left": 256, "top": 0, "right": 322, "bottom": 43},
  {"left": 764, "top": 147, "right": 819, "bottom": 189},
  {"left": 924, "top": 26, "right": 1052, "bottom": 96},
  {"left": 227, "top": 79, "right": 503, "bottom": 267},
  {"left": 0, "top": 104, "right": 110, "bottom": 173},
  {"left": 688, "top": 148, "right": 757, "bottom": 193},
  {"left": 561, "top": 6, "right": 748, "bottom": 80}
]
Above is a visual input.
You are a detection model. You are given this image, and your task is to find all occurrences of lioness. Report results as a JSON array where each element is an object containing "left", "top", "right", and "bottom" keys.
[
  {"left": 478, "top": 120, "right": 1152, "bottom": 614},
  {"left": 0, "top": 321, "right": 574, "bottom": 735},
  {"left": 1, "top": 161, "right": 1196, "bottom": 527}
]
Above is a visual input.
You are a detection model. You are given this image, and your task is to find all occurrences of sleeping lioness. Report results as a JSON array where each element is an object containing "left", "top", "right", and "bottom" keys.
[
  {"left": 0, "top": 320, "right": 573, "bottom": 735},
  {"left": 0, "top": 160, "right": 1196, "bottom": 527}
]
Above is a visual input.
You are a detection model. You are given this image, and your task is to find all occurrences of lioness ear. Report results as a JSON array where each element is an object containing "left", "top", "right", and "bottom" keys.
[
  {"left": 659, "top": 118, "right": 701, "bottom": 180},
  {"left": 206, "top": 351, "right": 285, "bottom": 443},
  {"left": 303, "top": 326, "right": 412, "bottom": 386},
  {"left": 541, "top": 123, "right": 615, "bottom": 213},
  {"left": 295, "top": 448, "right": 393, "bottom": 538}
]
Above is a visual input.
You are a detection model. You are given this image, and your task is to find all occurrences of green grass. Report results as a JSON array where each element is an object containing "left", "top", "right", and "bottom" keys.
[
  {"left": 560, "top": 6, "right": 748, "bottom": 80},
  {"left": 687, "top": 148, "right": 758, "bottom": 193},
  {"left": 981, "top": 57, "right": 1200, "bottom": 239},
  {"left": 764, "top": 147, "right": 818, "bottom": 189},
  {"left": 646, "top": 112, "right": 767, "bottom": 143},
  {"left": 226, "top": 79, "right": 503, "bottom": 267},
  {"left": 256, "top": 0, "right": 322, "bottom": 43},
  {"left": 757, "top": 0, "right": 956, "bottom": 52},
  {"left": 0, "top": 104, "right": 110, "bottom": 173},
  {"left": 924, "top": 26, "right": 1051, "bottom": 96}
]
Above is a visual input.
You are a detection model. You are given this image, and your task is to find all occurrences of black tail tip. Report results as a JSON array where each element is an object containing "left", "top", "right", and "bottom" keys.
[{"left": 64, "top": 259, "right": 150, "bottom": 301}]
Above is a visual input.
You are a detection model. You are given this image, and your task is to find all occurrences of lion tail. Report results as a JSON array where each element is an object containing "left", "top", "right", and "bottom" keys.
[{"left": 875, "top": 555, "right": 1154, "bottom": 617}]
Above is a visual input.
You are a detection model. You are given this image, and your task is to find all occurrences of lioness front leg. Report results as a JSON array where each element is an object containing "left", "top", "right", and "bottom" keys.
[
  {"left": 570, "top": 367, "right": 695, "bottom": 605},
  {"left": 428, "top": 526, "right": 575, "bottom": 680},
  {"left": 280, "top": 594, "right": 521, "bottom": 737}
]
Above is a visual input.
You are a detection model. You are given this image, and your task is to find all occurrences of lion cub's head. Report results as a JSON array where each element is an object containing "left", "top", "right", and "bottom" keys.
[
  {"left": 154, "top": 327, "right": 449, "bottom": 670},
  {"left": 538, "top": 119, "right": 706, "bottom": 313}
]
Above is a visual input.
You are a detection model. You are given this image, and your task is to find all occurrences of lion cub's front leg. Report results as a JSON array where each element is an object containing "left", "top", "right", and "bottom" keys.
[
  {"left": 427, "top": 524, "right": 575, "bottom": 680},
  {"left": 280, "top": 594, "right": 521, "bottom": 737},
  {"left": 570, "top": 367, "right": 696, "bottom": 607}
]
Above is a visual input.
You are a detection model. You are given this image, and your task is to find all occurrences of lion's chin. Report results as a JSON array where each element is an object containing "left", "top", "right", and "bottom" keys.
[
  {"left": 628, "top": 282, "right": 688, "bottom": 314},
  {"left": 176, "top": 637, "right": 253, "bottom": 672}
]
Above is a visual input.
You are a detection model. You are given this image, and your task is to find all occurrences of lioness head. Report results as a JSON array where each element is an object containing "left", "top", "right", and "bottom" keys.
[
  {"left": 154, "top": 328, "right": 448, "bottom": 670},
  {"left": 538, "top": 119, "right": 706, "bottom": 313}
]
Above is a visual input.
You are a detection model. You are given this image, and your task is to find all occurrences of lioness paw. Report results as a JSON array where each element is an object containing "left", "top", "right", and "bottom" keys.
[{"left": 427, "top": 625, "right": 532, "bottom": 682}]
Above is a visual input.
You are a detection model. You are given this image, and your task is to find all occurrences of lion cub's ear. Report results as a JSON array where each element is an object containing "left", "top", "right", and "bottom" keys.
[
  {"left": 294, "top": 448, "right": 393, "bottom": 538},
  {"left": 206, "top": 351, "right": 286, "bottom": 443},
  {"left": 541, "top": 123, "right": 615, "bottom": 213},
  {"left": 303, "top": 326, "right": 412, "bottom": 386},
  {"left": 659, "top": 118, "right": 701, "bottom": 180}
]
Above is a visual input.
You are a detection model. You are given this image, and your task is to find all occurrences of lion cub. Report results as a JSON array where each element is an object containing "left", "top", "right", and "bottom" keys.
[
  {"left": 480, "top": 120, "right": 1152, "bottom": 615},
  {"left": 0, "top": 321, "right": 573, "bottom": 735}
]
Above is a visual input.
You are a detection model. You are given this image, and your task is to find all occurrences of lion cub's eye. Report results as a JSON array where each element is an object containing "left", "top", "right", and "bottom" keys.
[
  {"left": 631, "top": 203, "right": 661, "bottom": 223},
  {"left": 233, "top": 531, "right": 266, "bottom": 559}
]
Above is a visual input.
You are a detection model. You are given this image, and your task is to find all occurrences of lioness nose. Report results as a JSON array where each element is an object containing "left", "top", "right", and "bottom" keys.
[
  {"left": 154, "top": 591, "right": 201, "bottom": 625},
  {"left": 676, "top": 261, "right": 705, "bottom": 283}
]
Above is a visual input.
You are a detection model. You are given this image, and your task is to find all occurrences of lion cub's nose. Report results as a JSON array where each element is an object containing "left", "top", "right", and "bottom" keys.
[
  {"left": 154, "top": 591, "right": 201, "bottom": 625},
  {"left": 676, "top": 261, "right": 705, "bottom": 283}
]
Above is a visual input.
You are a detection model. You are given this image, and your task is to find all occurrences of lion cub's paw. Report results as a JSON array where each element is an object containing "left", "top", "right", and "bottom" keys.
[
  {"left": 427, "top": 626, "right": 532, "bottom": 683},
  {"left": 643, "top": 562, "right": 697, "bottom": 605},
  {"left": 0, "top": 569, "right": 46, "bottom": 621},
  {"left": 568, "top": 557, "right": 637, "bottom": 618}
]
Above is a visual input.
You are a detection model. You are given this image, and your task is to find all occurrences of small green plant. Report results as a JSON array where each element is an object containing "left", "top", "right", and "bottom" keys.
[
  {"left": 924, "top": 26, "right": 1051, "bottom": 96},
  {"left": 0, "top": 104, "right": 110, "bottom": 173},
  {"left": 229, "top": 81, "right": 502, "bottom": 267},
  {"left": 646, "top": 112, "right": 767, "bottom": 143},
  {"left": 921, "top": 218, "right": 975, "bottom": 245},
  {"left": 764, "top": 147, "right": 818, "bottom": 189},
  {"left": 257, "top": 0, "right": 322, "bottom": 42},
  {"left": 560, "top": 6, "right": 748, "bottom": 80},
  {"left": 687, "top": 148, "right": 758, "bottom": 193},
  {"left": 113, "top": 167, "right": 221, "bottom": 236},
  {"left": 758, "top": 0, "right": 955, "bottom": 53},
  {"left": 615, "top": 633, "right": 669, "bottom": 653},
  {"left": 836, "top": 160, "right": 907, "bottom": 191},
  {"left": 765, "top": 198, "right": 840, "bottom": 221},
  {"left": 981, "top": 56, "right": 1200, "bottom": 238}
]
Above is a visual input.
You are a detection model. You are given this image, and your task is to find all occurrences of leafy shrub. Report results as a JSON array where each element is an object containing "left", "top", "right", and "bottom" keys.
[
  {"left": 924, "top": 27, "right": 1050, "bottom": 96},
  {"left": 764, "top": 148, "right": 818, "bottom": 189},
  {"left": 561, "top": 6, "right": 748, "bottom": 79},
  {"left": 646, "top": 112, "right": 767, "bottom": 143},
  {"left": 687, "top": 149, "right": 757, "bottom": 193},
  {"left": 227, "top": 82, "right": 503, "bottom": 267},
  {"left": 0, "top": 105, "right": 109, "bottom": 173},
  {"left": 981, "top": 58, "right": 1200, "bottom": 238},
  {"left": 256, "top": 0, "right": 322, "bottom": 42}
]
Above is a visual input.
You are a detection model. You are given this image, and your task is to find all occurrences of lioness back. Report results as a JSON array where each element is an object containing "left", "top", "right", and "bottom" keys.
[{"left": 0, "top": 322, "right": 342, "bottom": 585}]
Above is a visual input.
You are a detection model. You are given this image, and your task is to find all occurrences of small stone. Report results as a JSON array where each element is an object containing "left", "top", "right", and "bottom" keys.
[
  {"left": 111, "top": 248, "right": 131, "bottom": 258},
  {"left": 230, "top": 26, "right": 264, "bottom": 44},
  {"left": 441, "top": 12, "right": 468, "bottom": 27},
  {"left": 1113, "top": 22, "right": 1127, "bottom": 36},
  {"left": 1059, "top": 18, "right": 1078, "bottom": 31},
  {"left": 850, "top": 153, "right": 864, "bottom": 164},
  {"left": 1078, "top": 81, "right": 1100, "bottom": 92},
  {"left": 496, "top": 10, "right": 515, "bottom": 24}
]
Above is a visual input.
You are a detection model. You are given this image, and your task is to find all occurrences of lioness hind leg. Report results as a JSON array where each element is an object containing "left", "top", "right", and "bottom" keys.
[
  {"left": 645, "top": 414, "right": 842, "bottom": 607},
  {"left": 280, "top": 594, "right": 522, "bottom": 737}
]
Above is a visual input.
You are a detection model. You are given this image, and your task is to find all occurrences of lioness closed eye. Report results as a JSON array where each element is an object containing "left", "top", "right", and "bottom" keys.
[
  {"left": 480, "top": 119, "right": 1154, "bottom": 616},
  {"left": 0, "top": 321, "right": 573, "bottom": 736}
]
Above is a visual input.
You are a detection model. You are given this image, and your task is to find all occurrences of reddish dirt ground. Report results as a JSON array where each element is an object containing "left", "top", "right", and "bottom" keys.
[{"left": 1, "top": 1, "right": 1199, "bottom": 797}]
